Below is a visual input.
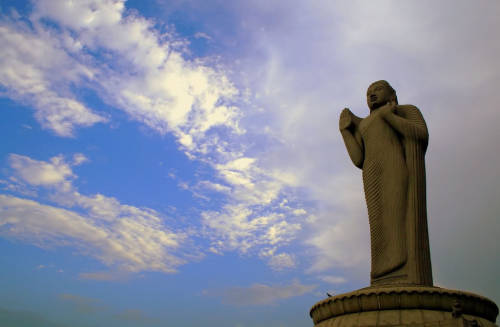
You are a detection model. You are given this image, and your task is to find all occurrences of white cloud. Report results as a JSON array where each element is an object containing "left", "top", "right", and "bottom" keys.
[
  {"left": 1, "top": 154, "right": 187, "bottom": 274},
  {"left": 198, "top": 181, "right": 231, "bottom": 193},
  {"left": 267, "top": 252, "right": 296, "bottom": 271},
  {"left": 202, "top": 205, "right": 301, "bottom": 254},
  {"left": 29, "top": 0, "right": 242, "bottom": 154},
  {"left": 0, "top": 1, "right": 310, "bottom": 269},
  {"left": 194, "top": 32, "right": 212, "bottom": 40},
  {"left": 292, "top": 208, "right": 307, "bottom": 216},
  {"left": 257, "top": 247, "right": 300, "bottom": 272},
  {"left": 2, "top": 0, "right": 242, "bottom": 146},
  {"left": 8, "top": 154, "right": 76, "bottom": 188},
  {"left": 72, "top": 153, "right": 88, "bottom": 166},
  {"left": 0, "top": 194, "right": 185, "bottom": 273},
  {"left": 213, "top": 157, "right": 290, "bottom": 206},
  {"left": 197, "top": 154, "right": 306, "bottom": 260},
  {"left": 0, "top": 22, "right": 106, "bottom": 136},
  {"left": 0, "top": 194, "right": 104, "bottom": 246}
]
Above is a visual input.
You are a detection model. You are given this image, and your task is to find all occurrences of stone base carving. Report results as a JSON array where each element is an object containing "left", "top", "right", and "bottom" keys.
[{"left": 310, "top": 286, "right": 498, "bottom": 327}]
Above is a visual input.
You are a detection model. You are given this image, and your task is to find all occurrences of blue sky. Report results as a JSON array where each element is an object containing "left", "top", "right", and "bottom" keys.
[{"left": 1, "top": 1, "right": 499, "bottom": 326}]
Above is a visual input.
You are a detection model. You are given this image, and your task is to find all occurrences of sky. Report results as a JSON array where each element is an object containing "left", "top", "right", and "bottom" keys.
[{"left": 0, "top": 0, "right": 499, "bottom": 326}]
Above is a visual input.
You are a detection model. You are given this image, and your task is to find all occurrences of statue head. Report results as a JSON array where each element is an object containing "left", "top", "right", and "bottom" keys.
[{"left": 367, "top": 80, "right": 398, "bottom": 111}]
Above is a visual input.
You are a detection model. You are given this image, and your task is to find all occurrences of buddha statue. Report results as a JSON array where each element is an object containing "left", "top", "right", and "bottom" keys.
[{"left": 339, "top": 80, "right": 432, "bottom": 286}]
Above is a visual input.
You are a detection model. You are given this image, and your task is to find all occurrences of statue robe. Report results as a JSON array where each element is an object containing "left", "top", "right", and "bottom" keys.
[{"left": 345, "top": 105, "right": 433, "bottom": 286}]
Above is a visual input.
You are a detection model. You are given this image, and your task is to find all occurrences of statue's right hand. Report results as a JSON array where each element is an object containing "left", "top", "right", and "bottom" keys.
[{"left": 339, "top": 108, "right": 353, "bottom": 130}]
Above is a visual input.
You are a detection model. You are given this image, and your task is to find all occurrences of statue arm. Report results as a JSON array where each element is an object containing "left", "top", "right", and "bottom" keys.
[
  {"left": 383, "top": 105, "right": 429, "bottom": 143},
  {"left": 340, "top": 109, "right": 364, "bottom": 168},
  {"left": 341, "top": 129, "right": 364, "bottom": 168}
]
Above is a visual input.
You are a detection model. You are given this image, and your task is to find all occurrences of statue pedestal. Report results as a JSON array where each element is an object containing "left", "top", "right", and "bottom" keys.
[{"left": 310, "top": 286, "right": 498, "bottom": 327}]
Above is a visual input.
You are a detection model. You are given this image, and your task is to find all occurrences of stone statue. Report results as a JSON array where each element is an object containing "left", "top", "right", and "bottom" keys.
[
  {"left": 339, "top": 80, "right": 433, "bottom": 286},
  {"left": 309, "top": 81, "right": 498, "bottom": 326}
]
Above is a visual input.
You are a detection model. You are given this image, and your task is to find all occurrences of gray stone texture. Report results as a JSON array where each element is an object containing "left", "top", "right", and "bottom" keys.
[{"left": 310, "top": 286, "right": 498, "bottom": 327}]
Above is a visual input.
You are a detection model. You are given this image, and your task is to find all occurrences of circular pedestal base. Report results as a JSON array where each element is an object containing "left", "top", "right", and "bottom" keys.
[{"left": 310, "top": 286, "right": 498, "bottom": 327}]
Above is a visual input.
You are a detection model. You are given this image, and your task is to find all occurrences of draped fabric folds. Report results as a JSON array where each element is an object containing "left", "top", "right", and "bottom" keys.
[{"left": 349, "top": 104, "right": 432, "bottom": 286}]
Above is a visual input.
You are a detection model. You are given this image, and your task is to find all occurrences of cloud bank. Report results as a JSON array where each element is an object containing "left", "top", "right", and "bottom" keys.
[
  {"left": 0, "top": 153, "right": 186, "bottom": 274},
  {"left": 0, "top": 0, "right": 308, "bottom": 271}
]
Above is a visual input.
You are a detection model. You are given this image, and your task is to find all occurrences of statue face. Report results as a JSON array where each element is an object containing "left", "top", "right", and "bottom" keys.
[{"left": 367, "top": 82, "right": 393, "bottom": 110}]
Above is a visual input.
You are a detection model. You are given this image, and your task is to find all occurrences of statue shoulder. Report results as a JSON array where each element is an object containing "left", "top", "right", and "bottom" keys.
[
  {"left": 397, "top": 104, "right": 420, "bottom": 111},
  {"left": 395, "top": 104, "right": 425, "bottom": 119}
]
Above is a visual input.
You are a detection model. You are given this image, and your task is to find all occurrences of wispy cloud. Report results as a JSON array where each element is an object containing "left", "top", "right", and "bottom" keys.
[
  {"left": 30, "top": 0, "right": 242, "bottom": 154},
  {"left": 0, "top": 153, "right": 188, "bottom": 274},
  {"left": 0, "top": 19, "right": 106, "bottom": 136},
  {"left": 200, "top": 156, "right": 305, "bottom": 258},
  {"left": 8, "top": 153, "right": 79, "bottom": 190},
  {"left": 265, "top": 252, "right": 296, "bottom": 271},
  {"left": 0, "top": 0, "right": 309, "bottom": 269}
]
